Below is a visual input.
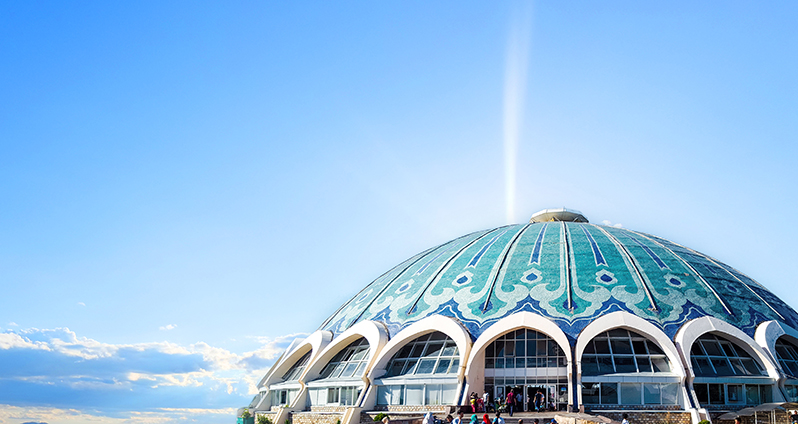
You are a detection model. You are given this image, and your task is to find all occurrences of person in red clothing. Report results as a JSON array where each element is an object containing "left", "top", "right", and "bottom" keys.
[{"left": 506, "top": 389, "right": 516, "bottom": 417}]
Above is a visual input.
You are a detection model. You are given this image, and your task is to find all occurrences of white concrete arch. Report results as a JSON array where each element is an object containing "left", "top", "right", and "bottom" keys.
[
  {"left": 256, "top": 330, "right": 333, "bottom": 410},
  {"left": 463, "top": 311, "right": 572, "bottom": 406},
  {"left": 755, "top": 320, "right": 798, "bottom": 373},
  {"left": 575, "top": 311, "right": 687, "bottom": 378},
  {"left": 260, "top": 330, "right": 333, "bottom": 389},
  {"left": 675, "top": 316, "right": 781, "bottom": 381},
  {"left": 755, "top": 320, "right": 798, "bottom": 403},
  {"left": 362, "top": 315, "right": 472, "bottom": 410},
  {"left": 303, "top": 320, "right": 389, "bottom": 383},
  {"left": 294, "top": 321, "right": 389, "bottom": 410},
  {"left": 675, "top": 316, "right": 785, "bottom": 408},
  {"left": 574, "top": 311, "right": 689, "bottom": 409}
]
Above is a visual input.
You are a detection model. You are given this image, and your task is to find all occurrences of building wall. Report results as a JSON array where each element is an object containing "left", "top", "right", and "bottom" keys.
[
  {"left": 258, "top": 315, "right": 794, "bottom": 424},
  {"left": 591, "top": 411, "right": 691, "bottom": 424},
  {"left": 291, "top": 412, "right": 343, "bottom": 424}
]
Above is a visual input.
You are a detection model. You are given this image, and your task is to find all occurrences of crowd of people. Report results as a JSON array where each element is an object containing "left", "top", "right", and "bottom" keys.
[
  {"left": 446, "top": 412, "right": 557, "bottom": 424},
  {"left": 465, "top": 388, "right": 550, "bottom": 415},
  {"left": 404, "top": 407, "right": 561, "bottom": 424},
  {"left": 378, "top": 388, "right": 570, "bottom": 424}
]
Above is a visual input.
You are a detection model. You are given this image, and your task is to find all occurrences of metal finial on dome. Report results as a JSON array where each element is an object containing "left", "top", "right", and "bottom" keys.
[{"left": 529, "top": 208, "right": 588, "bottom": 223}]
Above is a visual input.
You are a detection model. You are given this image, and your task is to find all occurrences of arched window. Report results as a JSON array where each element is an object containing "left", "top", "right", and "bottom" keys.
[
  {"left": 580, "top": 329, "right": 678, "bottom": 407},
  {"left": 282, "top": 351, "right": 311, "bottom": 381},
  {"left": 582, "top": 329, "right": 670, "bottom": 375},
  {"left": 385, "top": 332, "right": 460, "bottom": 377},
  {"left": 307, "top": 338, "right": 371, "bottom": 407},
  {"left": 318, "top": 337, "right": 370, "bottom": 380},
  {"left": 690, "top": 334, "right": 763, "bottom": 377},
  {"left": 690, "top": 333, "right": 771, "bottom": 406},
  {"left": 377, "top": 332, "right": 460, "bottom": 406},
  {"left": 484, "top": 329, "right": 567, "bottom": 369}
]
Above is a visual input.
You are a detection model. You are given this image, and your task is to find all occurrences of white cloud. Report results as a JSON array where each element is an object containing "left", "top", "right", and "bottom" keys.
[
  {"left": 77, "top": 302, "right": 86, "bottom": 306},
  {"left": 0, "top": 326, "right": 307, "bottom": 415},
  {"left": 8, "top": 322, "right": 18, "bottom": 327},
  {"left": 0, "top": 332, "right": 51, "bottom": 350},
  {"left": 159, "top": 324, "right": 177, "bottom": 331},
  {"left": 601, "top": 219, "right": 623, "bottom": 228}
]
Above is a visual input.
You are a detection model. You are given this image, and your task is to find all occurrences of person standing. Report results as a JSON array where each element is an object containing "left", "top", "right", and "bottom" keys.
[
  {"left": 493, "top": 412, "right": 505, "bottom": 424},
  {"left": 454, "top": 412, "right": 464, "bottom": 424},
  {"left": 484, "top": 391, "right": 492, "bottom": 412},
  {"left": 533, "top": 389, "right": 544, "bottom": 412},
  {"left": 621, "top": 414, "right": 629, "bottom": 424}
]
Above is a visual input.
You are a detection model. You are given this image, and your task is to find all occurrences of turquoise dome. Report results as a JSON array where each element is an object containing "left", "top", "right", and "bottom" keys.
[{"left": 320, "top": 212, "right": 798, "bottom": 344}]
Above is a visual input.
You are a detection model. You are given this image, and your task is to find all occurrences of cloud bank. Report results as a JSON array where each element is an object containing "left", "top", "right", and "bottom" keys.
[{"left": 0, "top": 327, "right": 305, "bottom": 424}]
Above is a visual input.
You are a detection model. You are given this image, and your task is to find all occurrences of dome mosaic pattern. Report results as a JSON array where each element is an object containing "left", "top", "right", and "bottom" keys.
[{"left": 320, "top": 222, "right": 798, "bottom": 343}]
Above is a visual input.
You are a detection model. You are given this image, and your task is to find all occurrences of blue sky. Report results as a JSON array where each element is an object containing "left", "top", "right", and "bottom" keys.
[{"left": 1, "top": 1, "right": 797, "bottom": 423}]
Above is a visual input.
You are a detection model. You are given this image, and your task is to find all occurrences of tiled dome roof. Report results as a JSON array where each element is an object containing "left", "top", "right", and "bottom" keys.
[{"left": 320, "top": 211, "right": 798, "bottom": 343}]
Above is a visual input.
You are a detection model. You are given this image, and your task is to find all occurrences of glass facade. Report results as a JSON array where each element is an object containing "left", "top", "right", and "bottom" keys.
[
  {"left": 775, "top": 338, "right": 798, "bottom": 378},
  {"left": 385, "top": 332, "right": 460, "bottom": 377},
  {"left": 376, "top": 384, "right": 459, "bottom": 405},
  {"left": 580, "top": 329, "right": 678, "bottom": 406},
  {"left": 693, "top": 383, "right": 772, "bottom": 405},
  {"left": 582, "top": 329, "right": 669, "bottom": 375},
  {"left": 308, "top": 386, "right": 362, "bottom": 406},
  {"left": 690, "top": 334, "right": 764, "bottom": 377},
  {"left": 484, "top": 329, "right": 567, "bottom": 369},
  {"left": 483, "top": 329, "right": 569, "bottom": 411},
  {"left": 377, "top": 332, "right": 460, "bottom": 406},
  {"left": 318, "top": 337, "right": 371, "bottom": 380},
  {"left": 581, "top": 382, "right": 679, "bottom": 405},
  {"left": 271, "top": 388, "right": 298, "bottom": 406},
  {"left": 282, "top": 351, "right": 311, "bottom": 381}
]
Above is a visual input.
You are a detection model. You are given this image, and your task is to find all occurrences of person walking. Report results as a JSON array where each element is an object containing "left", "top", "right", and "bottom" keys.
[
  {"left": 493, "top": 412, "right": 505, "bottom": 424},
  {"left": 506, "top": 390, "right": 516, "bottom": 417},
  {"left": 621, "top": 414, "right": 629, "bottom": 424}
]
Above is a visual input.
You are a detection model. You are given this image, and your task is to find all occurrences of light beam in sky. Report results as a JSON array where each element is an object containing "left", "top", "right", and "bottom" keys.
[{"left": 504, "top": 3, "right": 533, "bottom": 224}]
